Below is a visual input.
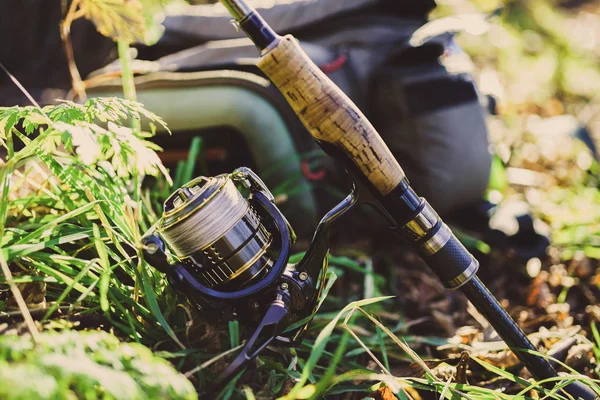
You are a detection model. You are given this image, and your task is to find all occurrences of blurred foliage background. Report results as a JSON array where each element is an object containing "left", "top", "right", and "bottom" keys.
[{"left": 439, "top": 0, "right": 600, "bottom": 261}]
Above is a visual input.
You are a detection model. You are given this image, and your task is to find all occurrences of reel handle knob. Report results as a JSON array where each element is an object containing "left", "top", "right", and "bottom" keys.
[{"left": 141, "top": 234, "right": 175, "bottom": 276}]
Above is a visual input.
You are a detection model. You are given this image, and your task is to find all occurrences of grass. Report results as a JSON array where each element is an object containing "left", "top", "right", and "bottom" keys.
[
  {"left": 0, "top": 330, "right": 197, "bottom": 400},
  {"left": 0, "top": 95, "right": 598, "bottom": 400},
  {"left": 0, "top": 98, "right": 182, "bottom": 345}
]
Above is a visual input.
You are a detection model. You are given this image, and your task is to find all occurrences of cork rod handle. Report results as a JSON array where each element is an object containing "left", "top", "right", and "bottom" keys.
[{"left": 257, "top": 35, "right": 405, "bottom": 196}]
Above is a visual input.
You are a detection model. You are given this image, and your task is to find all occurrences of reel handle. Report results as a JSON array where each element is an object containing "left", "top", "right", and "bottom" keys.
[
  {"left": 257, "top": 35, "right": 405, "bottom": 196},
  {"left": 205, "top": 296, "right": 290, "bottom": 396}
]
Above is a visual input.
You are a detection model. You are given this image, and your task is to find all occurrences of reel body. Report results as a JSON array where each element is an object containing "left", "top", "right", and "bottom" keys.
[{"left": 142, "top": 167, "right": 355, "bottom": 348}]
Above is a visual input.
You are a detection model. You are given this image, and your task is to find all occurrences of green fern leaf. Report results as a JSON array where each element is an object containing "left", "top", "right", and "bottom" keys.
[{"left": 80, "top": 0, "right": 147, "bottom": 44}]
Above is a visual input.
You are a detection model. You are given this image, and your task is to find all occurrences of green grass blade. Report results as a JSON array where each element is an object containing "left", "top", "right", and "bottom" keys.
[
  {"left": 229, "top": 320, "right": 240, "bottom": 349},
  {"left": 42, "top": 258, "right": 97, "bottom": 321},
  {"left": 591, "top": 322, "right": 600, "bottom": 365},
  {"left": 376, "top": 326, "right": 390, "bottom": 373},
  {"left": 15, "top": 201, "right": 101, "bottom": 245},
  {"left": 4, "top": 230, "right": 92, "bottom": 260},
  {"left": 0, "top": 165, "right": 13, "bottom": 237},
  {"left": 181, "top": 136, "right": 202, "bottom": 185},
  {"left": 92, "top": 224, "right": 111, "bottom": 312},
  {"left": 140, "top": 263, "right": 185, "bottom": 349},
  {"left": 284, "top": 296, "right": 393, "bottom": 399}
]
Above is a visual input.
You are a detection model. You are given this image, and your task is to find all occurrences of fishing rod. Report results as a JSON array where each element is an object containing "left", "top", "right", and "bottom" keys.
[
  {"left": 218, "top": 0, "right": 596, "bottom": 397},
  {"left": 141, "top": 1, "right": 596, "bottom": 398}
]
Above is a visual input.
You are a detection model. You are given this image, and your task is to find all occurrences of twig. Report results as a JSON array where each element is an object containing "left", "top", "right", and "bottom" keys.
[
  {"left": 0, "top": 252, "right": 41, "bottom": 343},
  {"left": 60, "top": 0, "right": 86, "bottom": 101},
  {"left": 343, "top": 308, "right": 390, "bottom": 375},
  {"left": 184, "top": 344, "right": 245, "bottom": 378},
  {"left": 0, "top": 306, "right": 88, "bottom": 319},
  {"left": 0, "top": 62, "right": 46, "bottom": 113}
]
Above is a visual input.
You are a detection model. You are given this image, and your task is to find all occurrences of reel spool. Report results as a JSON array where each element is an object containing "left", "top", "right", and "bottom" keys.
[{"left": 160, "top": 173, "right": 276, "bottom": 292}]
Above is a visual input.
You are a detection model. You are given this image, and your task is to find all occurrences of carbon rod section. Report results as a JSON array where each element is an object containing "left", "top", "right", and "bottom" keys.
[
  {"left": 461, "top": 277, "right": 597, "bottom": 399},
  {"left": 220, "top": 0, "right": 279, "bottom": 50},
  {"left": 461, "top": 277, "right": 557, "bottom": 378}
]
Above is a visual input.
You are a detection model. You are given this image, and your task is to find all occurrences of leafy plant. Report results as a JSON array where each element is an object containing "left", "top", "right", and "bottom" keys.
[
  {"left": 0, "top": 97, "right": 183, "bottom": 346},
  {"left": 80, "top": 0, "right": 164, "bottom": 45},
  {"left": 61, "top": 0, "right": 166, "bottom": 100},
  {"left": 0, "top": 330, "right": 197, "bottom": 400}
]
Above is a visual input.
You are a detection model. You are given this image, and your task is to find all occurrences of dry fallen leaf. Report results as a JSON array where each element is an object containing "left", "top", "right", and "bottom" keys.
[{"left": 374, "top": 386, "right": 398, "bottom": 400}]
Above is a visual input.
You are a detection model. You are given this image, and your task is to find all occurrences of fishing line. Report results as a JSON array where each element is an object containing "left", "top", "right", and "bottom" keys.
[
  {"left": 160, "top": 175, "right": 249, "bottom": 256},
  {"left": 156, "top": 173, "right": 276, "bottom": 289}
]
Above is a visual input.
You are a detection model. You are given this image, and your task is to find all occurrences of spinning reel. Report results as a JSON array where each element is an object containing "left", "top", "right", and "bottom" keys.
[{"left": 141, "top": 167, "right": 357, "bottom": 387}]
